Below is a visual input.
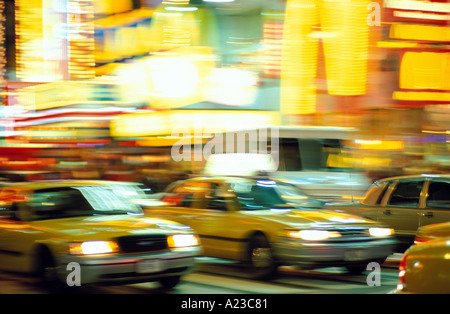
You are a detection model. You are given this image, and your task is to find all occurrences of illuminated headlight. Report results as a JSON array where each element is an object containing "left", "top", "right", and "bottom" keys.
[
  {"left": 288, "top": 230, "right": 341, "bottom": 241},
  {"left": 369, "top": 227, "right": 395, "bottom": 237},
  {"left": 69, "top": 241, "right": 119, "bottom": 255},
  {"left": 167, "top": 234, "right": 200, "bottom": 248}
]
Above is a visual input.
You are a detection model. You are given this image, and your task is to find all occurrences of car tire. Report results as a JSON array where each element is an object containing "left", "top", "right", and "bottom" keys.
[
  {"left": 159, "top": 275, "right": 181, "bottom": 289},
  {"left": 245, "top": 233, "right": 277, "bottom": 280},
  {"left": 35, "top": 246, "right": 63, "bottom": 291},
  {"left": 345, "top": 264, "right": 367, "bottom": 275}
]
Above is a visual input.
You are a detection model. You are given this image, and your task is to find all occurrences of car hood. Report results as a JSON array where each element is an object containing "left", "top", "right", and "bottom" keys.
[
  {"left": 241, "top": 208, "right": 378, "bottom": 229},
  {"left": 31, "top": 215, "right": 193, "bottom": 240}
]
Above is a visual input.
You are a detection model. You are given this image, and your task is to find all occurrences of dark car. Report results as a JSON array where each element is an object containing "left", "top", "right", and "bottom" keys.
[{"left": 327, "top": 174, "right": 450, "bottom": 251}]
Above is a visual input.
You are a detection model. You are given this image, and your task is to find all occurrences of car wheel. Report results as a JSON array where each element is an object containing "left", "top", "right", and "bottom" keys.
[
  {"left": 245, "top": 233, "right": 277, "bottom": 279},
  {"left": 36, "top": 247, "right": 63, "bottom": 290},
  {"left": 159, "top": 275, "right": 181, "bottom": 289},
  {"left": 345, "top": 264, "right": 367, "bottom": 275}
]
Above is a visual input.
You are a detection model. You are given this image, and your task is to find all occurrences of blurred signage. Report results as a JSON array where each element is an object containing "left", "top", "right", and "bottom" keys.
[
  {"left": 280, "top": 0, "right": 370, "bottom": 115},
  {"left": 394, "top": 51, "right": 450, "bottom": 105},
  {"left": 384, "top": 0, "right": 450, "bottom": 25},
  {"left": 110, "top": 109, "right": 280, "bottom": 138},
  {"left": 389, "top": 23, "right": 450, "bottom": 42},
  {"left": 94, "top": 8, "right": 154, "bottom": 66}
]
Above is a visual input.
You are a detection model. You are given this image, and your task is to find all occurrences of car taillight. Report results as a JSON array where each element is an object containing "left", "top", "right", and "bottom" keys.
[
  {"left": 414, "top": 237, "right": 426, "bottom": 245},
  {"left": 397, "top": 252, "right": 408, "bottom": 291}
]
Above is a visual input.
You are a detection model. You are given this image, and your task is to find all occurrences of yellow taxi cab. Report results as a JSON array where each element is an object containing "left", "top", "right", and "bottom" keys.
[
  {"left": 0, "top": 180, "right": 201, "bottom": 289},
  {"left": 145, "top": 176, "right": 397, "bottom": 278},
  {"left": 414, "top": 221, "right": 450, "bottom": 244},
  {"left": 395, "top": 238, "right": 450, "bottom": 294}
]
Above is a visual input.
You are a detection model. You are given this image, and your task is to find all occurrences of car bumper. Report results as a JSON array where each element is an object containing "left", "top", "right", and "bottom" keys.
[
  {"left": 274, "top": 238, "right": 397, "bottom": 269},
  {"left": 57, "top": 247, "right": 201, "bottom": 285}
]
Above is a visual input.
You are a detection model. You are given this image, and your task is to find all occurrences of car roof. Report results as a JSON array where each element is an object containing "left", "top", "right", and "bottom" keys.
[
  {"left": 0, "top": 180, "right": 140, "bottom": 191},
  {"left": 184, "top": 176, "right": 281, "bottom": 184},
  {"left": 377, "top": 174, "right": 450, "bottom": 183}
]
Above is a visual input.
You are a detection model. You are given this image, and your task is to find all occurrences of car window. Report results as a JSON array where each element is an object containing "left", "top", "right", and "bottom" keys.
[
  {"left": 426, "top": 180, "right": 450, "bottom": 209},
  {"left": 204, "top": 183, "right": 233, "bottom": 211},
  {"left": 361, "top": 181, "right": 389, "bottom": 205},
  {"left": 27, "top": 188, "right": 94, "bottom": 220},
  {"left": 387, "top": 180, "right": 424, "bottom": 208},
  {"left": 231, "top": 179, "right": 322, "bottom": 210},
  {"left": 165, "top": 181, "right": 209, "bottom": 208},
  {"left": 17, "top": 185, "right": 143, "bottom": 221}
]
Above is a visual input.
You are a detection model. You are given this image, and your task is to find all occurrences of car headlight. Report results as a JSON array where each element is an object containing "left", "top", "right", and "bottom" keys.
[
  {"left": 167, "top": 234, "right": 200, "bottom": 248},
  {"left": 288, "top": 229, "right": 341, "bottom": 241},
  {"left": 368, "top": 227, "right": 395, "bottom": 237},
  {"left": 69, "top": 241, "right": 119, "bottom": 255}
]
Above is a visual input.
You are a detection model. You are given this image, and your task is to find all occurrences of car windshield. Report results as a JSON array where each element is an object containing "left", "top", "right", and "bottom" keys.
[
  {"left": 230, "top": 179, "right": 323, "bottom": 210},
  {"left": 29, "top": 185, "right": 143, "bottom": 221}
]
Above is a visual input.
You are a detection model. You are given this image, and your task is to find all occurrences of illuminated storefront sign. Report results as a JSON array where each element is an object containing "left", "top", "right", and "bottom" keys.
[
  {"left": 0, "top": 1, "right": 5, "bottom": 106},
  {"left": 94, "top": 8, "right": 154, "bottom": 67},
  {"left": 15, "top": 0, "right": 95, "bottom": 82},
  {"left": 110, "top": 109, "right": 280, "bottom": 138},
  {"left": 280, "top": 0, "right": 370, "bottom": 115},
  {"left": 384, "top": 0, "right": 450, "bottom": 25},
  {"left": 382, "top": 0, "right": 450, "bottom": 105}
]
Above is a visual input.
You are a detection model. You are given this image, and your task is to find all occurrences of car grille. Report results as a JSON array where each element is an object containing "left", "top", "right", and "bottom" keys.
[
  {"left": 337, "top": 228, "right": 367, "bottom": 237},
  {"left": 117, "top": 235, "right": 168, "bottom": 253},
  {"left": 329, "top": 227, "right": 372, "bottom": 243}
]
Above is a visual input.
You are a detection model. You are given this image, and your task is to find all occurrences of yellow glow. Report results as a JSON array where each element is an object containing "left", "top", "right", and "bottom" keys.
[
  {"left": 384, "top": 0, "right": 450, "bottom": 13},
  {"left": 15, "top": 0, "right": 95, "bottom": 81},
  {"left": 393, "top": 91, "right": 450, "bottom": 102},
  {"left": 280, "top": 0, "right": 369, "bottom": 115},
  {"left": 377, "top": 41, "right": 419, "bottom": 49},
  {"left": 281, "top": 195, "right": 308, "bottom": 200},
  {"left": 341, "top": 195, "right": 365, "bottom": 200},
  {"left": 94, "top": 8, "right": 154, "bottom": 65},
  {"left": 67, "top": 0, "right": 96, "bottom": 80},
  {"left": 136, "top": 136, "right": 209, "bottom": 147},
  {"left": 356, "top": 139, "right": 404, "bottom": 151},
  {"left": 94, "top": 0, "right": 133, "bottom": 14},
  {"left": 400, "top": 52, "right": 450, "bottom": 91},
  {"left": 390, "top": 24, "right": 450, "bottom": 42},
  {"left": 111, "top": 110, "right": 280, "bottom": 137},
  {"left": 116, "top": 46, "right": 216, "bottom": 108},
  {"left": 280, "top": 0, "right": 319, "bottom": 115}
]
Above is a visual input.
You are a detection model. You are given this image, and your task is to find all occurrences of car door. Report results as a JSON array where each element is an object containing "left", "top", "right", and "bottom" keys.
[
  {"left": 419, "top": 178, "right": 450, "bottom": 227},
  {"left": 192, "top": 182, "right": 242, "bottom": 260},
  {"left": 156, "top": 181, "right": 207, "bottom": 230},
  {"left": 378, "top": 179, "right": 425, "bottom": 247},
  {"left": 0, "top": 201, "right": 37, "bottom": 273}
]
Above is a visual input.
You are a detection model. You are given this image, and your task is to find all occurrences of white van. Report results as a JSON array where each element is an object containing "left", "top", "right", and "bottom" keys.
[{"left": 203, "top": 126, "right": 372, "bottom": 203}]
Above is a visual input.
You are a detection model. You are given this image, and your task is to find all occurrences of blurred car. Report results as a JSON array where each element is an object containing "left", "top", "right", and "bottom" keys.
[
  {"left": 144, "top": 176, "right": 397, "bottom": 278},
  {"left": 394, "top": 238, "right": 450, "bottom": 294},
  {"left": 0, "top": 180, "right": 201, "bottom": 289},
  {"left": 415, "top": 221, "right": 450, "bottom": 244},
  {"left": 327, "top": 174, "right": 450, "bottom": 252}
]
